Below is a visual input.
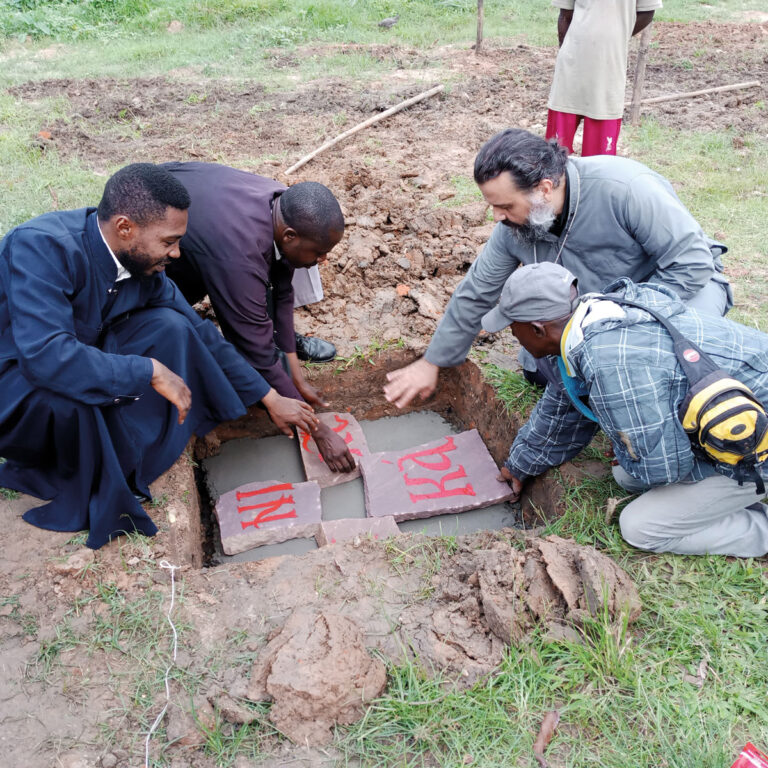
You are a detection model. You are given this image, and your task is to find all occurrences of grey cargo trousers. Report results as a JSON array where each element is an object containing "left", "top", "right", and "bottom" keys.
[{"left": 613, "top": 465, "right": 768, "bottom": 557}]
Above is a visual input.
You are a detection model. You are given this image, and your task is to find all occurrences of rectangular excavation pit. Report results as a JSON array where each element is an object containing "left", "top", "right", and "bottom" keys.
[{"left": 183, "top": 349, "right": 566, "bottom": 567}]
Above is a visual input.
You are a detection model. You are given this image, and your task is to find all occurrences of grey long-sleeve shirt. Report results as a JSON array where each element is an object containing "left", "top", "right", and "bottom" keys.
[{"left": 425, "top": 155, "right": 729, "bottom": 367}]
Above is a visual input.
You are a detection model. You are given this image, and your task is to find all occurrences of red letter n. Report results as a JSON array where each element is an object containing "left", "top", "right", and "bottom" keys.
[{"left": 237, "top": 483, "right": 297, "bottom": 529}]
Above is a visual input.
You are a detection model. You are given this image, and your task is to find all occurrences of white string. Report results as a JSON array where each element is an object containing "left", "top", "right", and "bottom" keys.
[{"left": 144, "top": 560, "right": 179, "bottom": 768}]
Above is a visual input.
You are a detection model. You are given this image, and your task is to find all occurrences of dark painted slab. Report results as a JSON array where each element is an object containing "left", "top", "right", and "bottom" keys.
[
  {"left": 216, "top": 479, "right": 322, "bottom": 555},
  {"left": 360, "top": 429, "right": 514, "bottom": 521},
  {"left": 298, "top": 412, "right": 370, "bottom": 488}
]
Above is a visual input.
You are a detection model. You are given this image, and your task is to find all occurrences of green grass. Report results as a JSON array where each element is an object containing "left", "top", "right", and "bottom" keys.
[
  {"left": 331, "top": 337, "right": 406, "bottom": 372},
  {"left": 344, "top": 528, "right": 768, "bottom": 768},
  {"left": 0, "top": 90, "right": 106, "bottom": 235},
  {"left": 385, "top": 535, "right": 458, "bottom": 599},
  {"left": 436, "top": 174, "right": 485, "bottom": 208},
  {"left": 482, "top": 363, "right": 542, "bottom": 419},
  {"left": 1, "top": 0, "right": 764, "bottom": 87},
  {"left": 198, "top": 704, "right": 275, "bottom": 766},
  {"left": 624, "top": 124, "right": 768, "bottom": 330}
]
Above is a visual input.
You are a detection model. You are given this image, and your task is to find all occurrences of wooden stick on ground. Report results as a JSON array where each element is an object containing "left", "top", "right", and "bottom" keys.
[
  {"left": 629, "top": 24, "right": 653, "bottom": 125},
  {"left": 285, "top": 84, "right": 445, "bottom": 175},
  {"left": 625, "top": 80, "right": 762, "bottom": 108},
  {"left": 476, "top": 0, "right": 484, "bottom": 54}
]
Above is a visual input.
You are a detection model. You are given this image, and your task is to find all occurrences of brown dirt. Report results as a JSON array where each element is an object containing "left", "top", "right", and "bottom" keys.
[
  {"left": 246, "top": 612, "right": 387, "bottom": 746},
  {"left": 1, "top": 481, "right": 640, "bottom": 761},
  {"left": 1, "top": 22, "right": 763, "bottom": 766},
  {"left": 0, "top": 353, "right": 624, "bottom": 765},
  {"left": 7, "top": 22, "right": 767, "bottom": 358}
]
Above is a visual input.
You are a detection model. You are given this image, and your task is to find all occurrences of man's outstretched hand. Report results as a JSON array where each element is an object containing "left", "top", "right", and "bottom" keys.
[
  {"left": 498, "top": 465, "right": 524, "bottom": 503},
  {"left": 287, "top": 351, "right": 330, "bottom": 410},
  {"left": 314, "top": 422, "right": 356, "bottom": 473},
  {"left": 262, "top": 389, "right": 319, "bottom": 437},
  {"left": 383, "top": 357, "right": 439, "bottom": 409},
  {"left": 151, "top": 358, "right": 192, "bottom": 425}
]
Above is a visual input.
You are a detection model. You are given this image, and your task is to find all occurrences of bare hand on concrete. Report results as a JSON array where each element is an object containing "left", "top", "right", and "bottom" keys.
[
  {"left": 151, "top": 358, "right": 191, "bottom": 425},
  {"left": 383, "top": 357, "right": 439, "bottom": 408},
  {"left": 497, "top": 465, "right": 523, "bottom": 502},
  {"left": 262, "top": 389, "right": 319, "bottom": 437},
  {"left": 314, "top": 422, "right": 356, "bottom": 473}
]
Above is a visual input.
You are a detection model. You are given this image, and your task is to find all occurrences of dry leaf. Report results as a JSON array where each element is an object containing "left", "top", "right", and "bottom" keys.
[
  {"left": 533, "top": 709, "right": 560, "bottom": 768},
  {"left": 604, "top": 494, "right": 633, "bottom": 524},
  {"left": 605, "top": 497, "right": 620, "bottom": 524},
  {"left": 682, "top": 658, "right": 708, "bottom": 688}
]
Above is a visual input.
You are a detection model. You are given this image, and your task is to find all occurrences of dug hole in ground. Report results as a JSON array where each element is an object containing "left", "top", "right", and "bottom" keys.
[{"left": 0, "top": 348, "right": 639, "bottom": 765}]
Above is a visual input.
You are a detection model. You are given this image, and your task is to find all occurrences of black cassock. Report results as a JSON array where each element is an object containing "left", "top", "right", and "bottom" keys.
[{"left": 0, "top": 208, "right": 270, "bottom": 548}]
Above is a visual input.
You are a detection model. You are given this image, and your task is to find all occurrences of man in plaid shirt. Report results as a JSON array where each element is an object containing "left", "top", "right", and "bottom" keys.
[{"left": 482, "top": 262, "right": 768, "bottom": 557}]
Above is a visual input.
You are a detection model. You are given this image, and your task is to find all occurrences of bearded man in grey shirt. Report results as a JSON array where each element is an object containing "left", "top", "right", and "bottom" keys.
[{"left": 384, "top": 128, "right": 731, "bottom": 406}]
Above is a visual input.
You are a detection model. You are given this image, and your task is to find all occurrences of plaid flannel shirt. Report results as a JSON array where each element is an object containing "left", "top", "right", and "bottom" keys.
[{"left": 506, "top": 280, "right": 768, "bottom": 489}]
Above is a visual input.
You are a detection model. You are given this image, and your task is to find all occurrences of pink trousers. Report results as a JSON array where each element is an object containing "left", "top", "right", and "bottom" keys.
[{"left": 546, "top": 110, "right": 622, "bottom": 156}]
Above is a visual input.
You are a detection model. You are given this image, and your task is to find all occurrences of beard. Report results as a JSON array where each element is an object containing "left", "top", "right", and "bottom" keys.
[
  {"left": 501, "top": 195, "right": 557, "bottom": 244},
  {"left": 115, "top": 247, "right": 169, "bottom": 281}
]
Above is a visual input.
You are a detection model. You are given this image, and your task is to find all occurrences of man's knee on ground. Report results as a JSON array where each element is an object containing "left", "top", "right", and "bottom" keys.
[
  {"left": 618, "top": 501, "right": 665, "bottom": 552},
  {"left": 142, "top": 306, "right": 195, "bottom": 334},
  {"left": 611, "top": 464, "right": 650, "bottom": 494}
]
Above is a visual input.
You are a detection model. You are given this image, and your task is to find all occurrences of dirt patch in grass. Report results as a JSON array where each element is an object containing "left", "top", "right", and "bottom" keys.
[
  {"left": 6, "top": 22, "right": 766, "bottom": 358},
  {"left": 1, "top": 480, "right": 638, "bottom": 763}
]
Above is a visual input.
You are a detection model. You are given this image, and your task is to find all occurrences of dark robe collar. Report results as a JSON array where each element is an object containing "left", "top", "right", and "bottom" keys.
[{"left": 85, "top": 208, "right": 119, "bottom": 284}]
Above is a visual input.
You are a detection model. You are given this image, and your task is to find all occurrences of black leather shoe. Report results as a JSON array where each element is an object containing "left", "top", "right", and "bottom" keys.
[{"left": 295, "top": 333, "right": 336, "bottom": 363}]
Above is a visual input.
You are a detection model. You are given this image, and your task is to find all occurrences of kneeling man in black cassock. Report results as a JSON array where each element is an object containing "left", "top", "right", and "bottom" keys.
[{"left": 0, "top": 163, "right": 319, "bottom": 549}]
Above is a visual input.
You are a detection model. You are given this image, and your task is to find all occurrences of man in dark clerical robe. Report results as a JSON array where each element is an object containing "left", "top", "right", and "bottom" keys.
[
  {"left": 0, "top": 163, "right": 319, "bottom": 549},
  {"left": 162, "top": 162, "right": 354, "bottom": 473}
]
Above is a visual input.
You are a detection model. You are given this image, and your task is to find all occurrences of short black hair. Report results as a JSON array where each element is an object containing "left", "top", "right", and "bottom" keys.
[
  {"left": 280, "top": 182, "right": 344, "bottom": 244},
  {"left": 97, "top": 163, "right": 190, "bottom": 225},
  {"left": 473, "top": 129, "right": 568, "bottom": 191}
]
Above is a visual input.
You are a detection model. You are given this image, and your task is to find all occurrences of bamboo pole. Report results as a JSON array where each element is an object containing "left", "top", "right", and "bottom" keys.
[
  {"left": 629, "top": 24, "right": 652, "bottom": 125},
  {"left": 285, "top": 84, "right": 445, "bottom": 175},
  {"left": 625, "top": 80, "right": 761, "bottom": 108},
  {"left": 476, "top": 0, "right": 484, "bottom": 54}
]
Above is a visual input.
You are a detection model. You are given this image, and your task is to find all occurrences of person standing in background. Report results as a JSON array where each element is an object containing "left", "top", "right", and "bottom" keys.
[{"left": 546, "top": 0, "right": 660, "bottom": 156}]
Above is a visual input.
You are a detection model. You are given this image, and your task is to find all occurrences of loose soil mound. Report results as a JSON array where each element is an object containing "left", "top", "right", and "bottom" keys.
[{"left": 7, "top": 23, "right": 766, "bottom": 356}]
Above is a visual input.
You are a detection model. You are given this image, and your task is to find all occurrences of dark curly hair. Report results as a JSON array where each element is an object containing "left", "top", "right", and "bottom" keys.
[
  {"left": 97, "top": 163, "right": 190, "bottom": 225},
  {"left": 474, "top": 129, "right": 568, "bottom": 190}
]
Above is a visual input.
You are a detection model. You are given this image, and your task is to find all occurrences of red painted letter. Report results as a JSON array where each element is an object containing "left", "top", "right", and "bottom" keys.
[
  {"left": 404, "top": 465, "right": 475, "bottom": 501},
  {"left": 238, "top": 490, "right": 297, "bottom": 529},
  {"left": 237, "top": 482, "right": 293, "bottom": 501},
  {"left": 397, "top": 436, "right": 457, "bottom": 472}
]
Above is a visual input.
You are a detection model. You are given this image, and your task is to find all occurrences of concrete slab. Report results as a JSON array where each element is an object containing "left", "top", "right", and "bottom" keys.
[
  {"left": 398, "top": 503, "right": 521, "bottom": 537},
  {"left": 360, "top": 429, "right": 514, "bottom": 522},
  {"left": 204, "top": 434, "right": 305, "bottom": 499},
  {"left": 298, "top": 412, "right": 370, "bottom": 488},
  {"left": 217, "top": 537, "right": 318, "bottom": 564},
  {"left": 215, "top": 479, "right": 322, "bottom": 555},
  {"left": 361, "top": 411, "right": 455, "bottom": 452},
  {"left": 203, "top": 410, "right": 518, "bottom": 563},
  {"left": 320, "top": 480, "right": 367, "bottom": 521},
  {"left": 316, "top": 516, "right": 400, "bottom": 546}
]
